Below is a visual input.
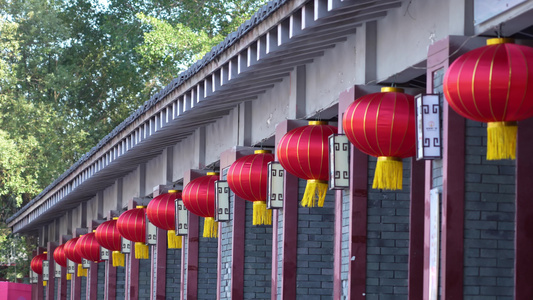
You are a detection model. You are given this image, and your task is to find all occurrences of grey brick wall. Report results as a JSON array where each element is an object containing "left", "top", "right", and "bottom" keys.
[
  {"left": 97, "top": 263, "right": 105, "bottom": 299},
  {"left": 243, "top": 200, "right": 272, "bottom": 300},
  {"left": 80, "top": 276, "right": 86, "bottom": 299},
  {"left": 139, "top": 250, "right": 151, "bottom": 299},
  {"left": 463, "top": 118, "right": 515, "bottom": 300},
  {"left": 166, "top": 248, "right": 181, "bottom": 299},
  {"left": 66, "top": 279, "right": 71, "bottom": 300},
  {"left": 182, "top": 233, "right": 188, "bottom": 300},
  {"left": 116, "top": 262, "right": 125, "bottom": 299},
  {"left": 365, "top": 156, "right": 411, "bottom": 300},
  {"left": 197, "top": 216, "right": 218, "bottom": 300},
  {"left": 220, "top": 168, "right": 233, "bottom": 299},
  {"left": 54, "top": 278, "right": 58, "bottom": 299},
  {"left": 296, "top": 178, "right": 335, "bottom": 300}
]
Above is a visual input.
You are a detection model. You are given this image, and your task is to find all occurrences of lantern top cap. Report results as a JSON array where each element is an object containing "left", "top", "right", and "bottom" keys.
[
  {"left": 206, "top": 172, "right": 219, "bottom": 176},
  {"left": 308, "top": 120, "right": 327, "bottom": 125},
  {"left": 381, "top": 87, "right": 404, "bottom": 93},
  {"left": 254, "top": 149, "right": 271, "bottom": 154},
  {"left": 168, "top": 189, "right": 181, "bottom": 193},
  {"left": 487, "top": 37, "right": 514, "bottom": 45},
  {"left": 113, "top": 217, "right": 118, "bottom": 220},
  {"left": 135, "top": 205, "right": 146, "bottom": 209}
]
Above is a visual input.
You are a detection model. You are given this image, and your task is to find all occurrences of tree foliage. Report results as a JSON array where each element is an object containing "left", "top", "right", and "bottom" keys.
[{"left": 0, "top": 0, "right": 266, "bottom": 281}]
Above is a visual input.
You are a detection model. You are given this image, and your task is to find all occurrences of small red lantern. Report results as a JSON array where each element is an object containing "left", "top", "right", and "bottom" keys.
[
  {"left": 64, "top": 237, "right": 87, "bottom": 277},
  {"left": 53, "top": 244, "right": 68, "bottom": 268},
  {"left": 277, "top": 121, "right": 337, "bottom": 207},
  {"left": 117, "top": 207, "right": 149, "bottom": 259},
  {"left": 227, "top": 150, "right": 274, "bottom": 225},
  {"left": 146, "top": 190, "right": 182, "bottom": 249},
  {"left": 343, "top": 87, "right": 415, "bottom": 190},
  {"left": 30, "top": 253, "right": 46, "bottom": 274},
  {"left": 182, "top": 172, "right": 219, "bottom": 238},
  {"left": 76, "top": 232, "right": 101, "bottom": 263},
  {"left": 444, "top": 38, "right": 533, "bottom": 160},
  {"left": 95, "top": 218, "right": 124, "bottom": 267}
]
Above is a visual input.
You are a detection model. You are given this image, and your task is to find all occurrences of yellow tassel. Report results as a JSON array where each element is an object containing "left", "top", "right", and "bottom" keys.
[
  {"left": 253, "top": 201, "right": 272, "bottom": 225},
  {"left": 373, "top": 157, "right": 403, "bottom": 190},
  {"left": 167, "top": 230, "right": 182, "bottom": 249},
  {"left": 112, "top": 251, "right": 125, "bottom": 267},
  {"left": 487, "top": 121, "right": 517, "bottom": 160},
  {"left": 43, "top": 280, "right": 47, "bottom": 287},
  {"left": 301, "top": 180, "right": 328, "bottom": 207},
  {"left": 66, "top": 273, "right": 72, "bottom": 281},
  {"left": 77, "top": 264, "right": 87, "bottom": 277},
  {"left": 134, "top": 242, "right": 149, "bottom": 259},
  {"left": 203, "top": 217, "right": 218, "bottom": 238}
]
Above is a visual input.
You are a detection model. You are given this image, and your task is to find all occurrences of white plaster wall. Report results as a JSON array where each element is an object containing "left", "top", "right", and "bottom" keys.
[
  {"left": 173, "top": 133, "right": 200, "bottom": 181},
  {"left": 205, "top": 109, "right": 238, "bottom": 166},
  {"left": 72, "top": 206, "right": 82, "bottom": 231},
  {"left": 305, "top": 34, "right": 357, "bottom": 117},
  {"left": 123, "top": 167, "right": 140, "bottom": 207},
  {"left": 86, "top": 196, "right": 97, "bottom": 224},
  {"left": 145, "top": 149, "right": 167, "bottom": 193},
  {"left": 103, "top": 183, "right": 117, "bottom": 216},
  {"left": 59, "top": 215, "right": 68, "bottom": 237},
  {"left": 375, "top": 0, "right": 452, "bottom": 81},
  {"left": 250, "top": 76, "right": 291, "bottom": 145}
]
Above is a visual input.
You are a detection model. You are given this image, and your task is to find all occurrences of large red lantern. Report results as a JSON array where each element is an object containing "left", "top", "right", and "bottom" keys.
[
  {"left": 182, "top": 172, "right": 219, "bottom": 238},
  {"left": 444, "top": 38, "right": 533, "bottom": 160},
  {"left": 117, "top": 207, "right": 149, "bottom": 259},
  {"left": 343, "top": 87, "right": 415, "bottom": 190},
  {"left": 64, "top": 237, "right": 87, "bottom": 277},
  {"left": 146, "top": 190, "right": 182, "bottom": 249},
  {"left": 277, "top": 121, "right": 337, "bottom": 207},
  {"left": 76, "top": 232, "right": 101, "bottom": 263},
  {"left": 227, "top": 150, "right": 274, "bottom": 225},
  {"left": 95, "top": 218, "right": 124, "bottom": 267}
]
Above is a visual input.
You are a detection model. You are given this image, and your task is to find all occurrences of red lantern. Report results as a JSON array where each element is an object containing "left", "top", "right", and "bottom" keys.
[
  {"left": 343, "top": 87, "right": 415, "bottom": 190},
  {"left": 277, "top": 121, "right": 337, "bottom": 207},
  {"left": 117, "top": 207, "right": 149, "bottom": 259},
  {"left": 444, "top": 38, "right": 533, "bottom": 160},
  {"left": 146, "top": 190, "right": 182, "bottom": 249},
  {"left": 227, "top": 150, "right": 274, "bottom": 225},
  {"left": 53, "top": 244, "right": 68, "bottom": 268},
  {"left": 64, "top": 237, "right": 87, "bottom": 277},
  {"left": 95, "top": 218, "right": 124, "bottom": 267},
  {"left": 76, "top": 232, "right": 101, "bottom": 263},
  {"left": 182, "top": 172, "right": 219, "bottom": 238},
  {"left": 30, "top": 253, "right": 46, "bottom": 274}
]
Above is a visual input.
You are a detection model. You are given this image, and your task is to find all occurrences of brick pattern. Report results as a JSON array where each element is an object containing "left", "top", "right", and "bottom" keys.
[
  {"left": 54, "top": 278, "right": 58, "bottom": 299},
  {"left": 341, "top": 189, "right": 350, "bottom": 297},
  {"left": 463, "top": 118, "right": 515, "bottom": 300},
  {"left": 220, "top": 168, "right": 233, "bottom": 299},
  {"left": 66, "top": 280, "right": 71, "bottom": 300},
  {"left": 296, "top": 178, "right": 335, "bottom": 299},
  {"left": 166, "top": 248, "right": 181, "bottom": 299},
  {"left": 197, "top": 216, "right": 218, "bottom": 300},
  {"left": 182, "top": 234, "right": 188, "bottom": 300},
  {"left": 97, "top": 263, "right": 105, "bottom": 299},
  {"left": 365, "top": 156, "right": 411, "bottom": 300},
  {"left": 80, "top": 277, "right": 86, "bottom": 299},
  {"left": 116, "top": 262, "right": 125, "bottom": 299},
  {"left": 243, "top": 200, "right": 272, "bottom": 299},
  {"left": 139, "top": 251, "right": 151, "bottom": 297}
]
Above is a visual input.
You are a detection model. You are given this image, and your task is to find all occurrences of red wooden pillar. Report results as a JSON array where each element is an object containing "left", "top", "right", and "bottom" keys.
[
  {"left": 181, "top": 170, "right": 203, "bottom": 300},
  {"left": 104, "top": 212, "right": 117, "bottom": 300},
  {"left": 409, "top": 159, "right": 425, "bottom": 300},
  {"left": 126, "top": 200, "right": 140, "bottom": 300},
  {"left": 515, "top": 117, "right": 533, "bottom": 299},
  {"left": 46, "top": 242, "right": 57, "bottom": 300},
  {"left": 219, "top": 148, "right": 253, "bottom": 300},
  {"left": 58, "top": 235, "right": 70, "bottom": 300},
  {"left": 151, "top": 185, "right": 167, "bottom": 300},
  {"left": 87, "top": 262, "right": 99, "bottom": 300},
  {"left": 33, "top": 248, "right": 46, "bottom": 300},
  {"left": 273, "top": 120, "right": 306, "bottom": 300}
]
